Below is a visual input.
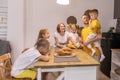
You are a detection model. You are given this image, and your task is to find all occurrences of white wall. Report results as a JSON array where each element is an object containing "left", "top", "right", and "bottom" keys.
[
  {"left": 7, "top": 0, "right": 25, "bottom": 62},
  {"left": 7, "top": 0, "right": 115, "bottom": 61},
  {"left": 25, "top": 0, "right": 115, "bottom": 48}
]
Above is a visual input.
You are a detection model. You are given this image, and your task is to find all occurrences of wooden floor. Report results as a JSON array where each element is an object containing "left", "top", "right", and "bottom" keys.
[{"left": 97, "top": 68, "right": 110, "bottom": 80}]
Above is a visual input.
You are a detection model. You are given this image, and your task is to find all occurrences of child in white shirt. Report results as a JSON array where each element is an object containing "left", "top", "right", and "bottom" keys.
[
  {"left": 11, "top": 39, "right": 50, "bottom": 80},
  {"left": 68, "top": 24, "right": 81, "bottom": 48}
]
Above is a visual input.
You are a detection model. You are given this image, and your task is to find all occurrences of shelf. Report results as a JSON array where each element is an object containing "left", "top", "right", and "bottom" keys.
[
  {"left": 111, "top": 49, "right": 120, "bottom": 53},
  {"left": 112, "top": 59, "right": 120, "bottom": 66},
  {"left": 111, "top": 49, "right": 120, "bottom": 79},
  {"left": 111, "top": 70, "right": 120, "bottom": 80}
]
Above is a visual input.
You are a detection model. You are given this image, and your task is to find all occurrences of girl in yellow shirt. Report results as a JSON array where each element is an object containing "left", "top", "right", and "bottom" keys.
[{"left": 88, "top": 9, "right": 105, "bottom": 62}]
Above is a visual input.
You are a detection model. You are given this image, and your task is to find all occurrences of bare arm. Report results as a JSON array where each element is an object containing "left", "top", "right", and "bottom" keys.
[
  {"left": 89, "top": 20, "right": 93, "bottom": 30},
  {"left": 21, "top": 48, "right": 29, "bottom": 53},
  {"left": 39, "top": 54, "right": 50, "bottom": 62},
  {"left": 54, "top": 37, "right": 64, "bottom": 48},
  {"left": 69, "top": 37, "right": 76, "bottom": 44}
]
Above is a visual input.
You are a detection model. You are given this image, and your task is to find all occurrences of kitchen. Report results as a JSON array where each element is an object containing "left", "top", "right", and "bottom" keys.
[{"left": 0, "top": 0, "right": 120, "bottom": 80}]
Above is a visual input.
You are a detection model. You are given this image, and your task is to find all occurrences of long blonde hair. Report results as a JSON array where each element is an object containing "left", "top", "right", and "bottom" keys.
[
  {"left": 38, "top": 29, "right": 48, "bottom": 38},
  {"left": 35, "top": 29, "right": 48, "bottom": 46}
]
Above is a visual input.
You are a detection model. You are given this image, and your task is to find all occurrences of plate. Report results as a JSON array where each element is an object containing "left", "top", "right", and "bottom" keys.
[{"left": 54, "top": 52, "right": 76, "bottom": 57}]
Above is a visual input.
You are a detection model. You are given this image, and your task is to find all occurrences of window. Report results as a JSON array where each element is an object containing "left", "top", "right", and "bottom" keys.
[{"left": 0, "top": 0, "right": 8, "bottom": 40}]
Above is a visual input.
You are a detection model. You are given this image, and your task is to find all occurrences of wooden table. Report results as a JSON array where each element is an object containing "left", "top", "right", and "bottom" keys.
[{"left": 35, "top": 47, "right": 100, "bottom": 80}]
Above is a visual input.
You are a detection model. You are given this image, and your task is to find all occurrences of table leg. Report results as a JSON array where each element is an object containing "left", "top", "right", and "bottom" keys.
[
  {"left": 37, "top": 68, "right": 42, "bottom": 80},
  {"left": 56, "top": 71, "right": 65, "bottom": 80}
]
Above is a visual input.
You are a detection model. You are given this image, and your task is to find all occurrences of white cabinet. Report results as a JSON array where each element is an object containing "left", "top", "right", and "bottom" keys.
[{"left": 111, "top": 49, "right": 120, "bottom": 80}]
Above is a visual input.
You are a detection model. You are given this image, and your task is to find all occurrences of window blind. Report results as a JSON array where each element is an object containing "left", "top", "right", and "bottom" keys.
[{"left": 0, "top": 0, "right": 8, "bottom": 40}]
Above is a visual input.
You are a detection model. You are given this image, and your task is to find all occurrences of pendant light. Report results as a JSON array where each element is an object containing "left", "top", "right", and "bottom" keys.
[{"left": 56, "top": 0, "right": 69, "bottom": 5}]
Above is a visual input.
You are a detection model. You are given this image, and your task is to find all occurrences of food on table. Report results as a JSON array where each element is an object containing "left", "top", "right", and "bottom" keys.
[
  {"left": 67, "top": 43, "right": 77, "bottom": 49},
  {"left": 56, "top": 47, "right": 72, "bottom": 56}
]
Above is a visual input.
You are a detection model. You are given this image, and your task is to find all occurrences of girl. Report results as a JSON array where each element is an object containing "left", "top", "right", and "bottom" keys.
[
  {"left": 68, "top": 24, "right": 81, "bottom": 48},
  {"left": 35, "top": 28, "right": 50, "bottom": 80},
  {"left": 35, "top": 28, "right": 50, "bottom": 46},
  {"left": 37, "top": 28, "right": 50, "bottom": 40}
]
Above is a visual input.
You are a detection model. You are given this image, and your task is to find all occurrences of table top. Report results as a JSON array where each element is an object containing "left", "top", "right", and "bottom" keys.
[{"left": 35, "top": 47, "right": 100, "bottom": 68}]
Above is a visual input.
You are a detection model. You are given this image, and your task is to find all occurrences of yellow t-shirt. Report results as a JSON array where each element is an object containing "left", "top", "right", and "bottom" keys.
[
  {"left": 81, "top": 26, "right": 99, "bottom": 56},
  {"left": 81, "top": 26, "right": 93, "bottom": 42},
  {"left": 91, "top": 19, "right": 101, "bottom": 33}
]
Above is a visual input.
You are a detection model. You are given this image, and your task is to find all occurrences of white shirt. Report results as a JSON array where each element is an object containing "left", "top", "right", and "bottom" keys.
[
  {"left": 11, "top": 47, "right": 41, "bottom": 76},
  {"left": 69, "top": 32, "right": 78, "bottom": 42},
  {"left": 54, "top": 31, "right": 69, "bottom": 44}
]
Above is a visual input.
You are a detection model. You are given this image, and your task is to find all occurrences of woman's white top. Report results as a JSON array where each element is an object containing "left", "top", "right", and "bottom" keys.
[
  {"left": 11, "top": 47, "right": 41, "bottom": 76},
  {"left": 54, "top": 31, "right": 69, "bottom": 44}
]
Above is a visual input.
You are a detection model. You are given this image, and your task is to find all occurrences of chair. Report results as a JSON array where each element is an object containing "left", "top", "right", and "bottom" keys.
[{"left": 0, "top": 53, "right": 31, "bottom": 80}]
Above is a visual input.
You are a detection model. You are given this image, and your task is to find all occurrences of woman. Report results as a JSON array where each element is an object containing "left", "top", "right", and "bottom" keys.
[{"left": 54, "top": 23, "right": 70, "bottom": 48}]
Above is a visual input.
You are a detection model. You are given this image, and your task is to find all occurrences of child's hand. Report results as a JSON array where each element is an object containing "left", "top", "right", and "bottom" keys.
[
  {"left": 89, "top": 19, "right": 92, "bottom": 24},
  {"left": 79, "top": 39, "right": 83, "bottom": 43},
  {"left": 45, "top": 54, "right": 50, "bottom": 58},
  {"left": 75, "top": 42, "right": 80, "bottom": 48},
  {"left": 83, "top": 42, "right": 88, "bottom": 47},
  {"left": 39, "top": 54, "right": 50, "bottom": 62}
]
